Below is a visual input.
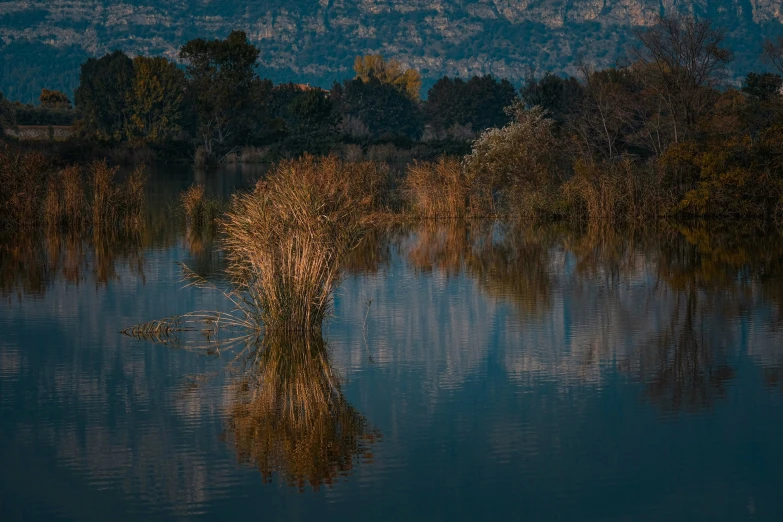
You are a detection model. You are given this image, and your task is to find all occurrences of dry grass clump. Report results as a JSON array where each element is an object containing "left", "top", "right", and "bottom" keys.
[
  {"left": 90, "top": 160, "right": 146, "bottom": 232},
  {"left": 564, "top": 158, "right": 664, "bottom": 225},
  {"left": 403, "top": 157, "right": 469, "bottom": 218},
  {"left": 181, "top": 184, "right": 224, "bottom": 230},
  {"left": 227, "top": 332, "right": 379, "bottom": 492},
  {"left": 223, "top": 154, "right": 377, "bottom": 332},
  {"left": 0, "top": 147, "right": 145, "bottom": 231}
]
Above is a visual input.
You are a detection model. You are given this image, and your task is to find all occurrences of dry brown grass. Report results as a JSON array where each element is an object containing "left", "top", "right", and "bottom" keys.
[
  {"left": 564, "top": 158, "right": 664, "bottom": 225},
  {"left": 91, "top": 160, "right": 120, "bottom": 229},
  {"left": 403, "top": 157, "right": 469, "bottom": 218},
  {"left": 222, "top": 155, "right": 379, "bottom": 332},
  {"left": 0, "top": 146, "right": 146, "bottom": 232},
  {"left": 61, "top": 166, "right": 87, "bottom": 227},
  {"left": 181, "top": 184, "right": 224, "bottom": 231},
  {"left": 0, "top": 147, "right": 50, "bottom": 226}
]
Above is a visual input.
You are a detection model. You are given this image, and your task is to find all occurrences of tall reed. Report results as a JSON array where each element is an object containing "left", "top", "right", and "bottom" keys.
[
  {"left": 403, "top": 157, "right": 469, "bottom": 218},
  {"left": 61, "top": 166, "right": 87, "bottom": 227},
  {"left": 222, "top": 155, "right": 374, "bottom": 332}
]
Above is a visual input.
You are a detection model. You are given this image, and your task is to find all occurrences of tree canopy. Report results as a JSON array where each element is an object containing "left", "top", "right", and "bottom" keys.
[
  {"left": 74, "top": 50, "right": 134, "bottom": 139},
  {"left": 353, "top": 55, "right": 421, "bottom": 100}
]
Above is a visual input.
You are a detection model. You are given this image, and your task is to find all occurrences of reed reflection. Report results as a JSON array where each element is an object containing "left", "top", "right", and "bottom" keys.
[
  {"left": 0, "top": 228, "right": 145, "bottom": 297},
  {"left": 227, "top": 332, "right": 379, "bottom": 491},
  {"left": 405, "top": 221, "right": 555, "bottom": 317}
]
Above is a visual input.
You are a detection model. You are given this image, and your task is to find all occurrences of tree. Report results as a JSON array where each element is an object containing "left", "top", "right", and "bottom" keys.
[
  {"left": 74, "top": 50, "right": 134, "bottom": 139},
  {"left": 39, "top": 88, "right": 72, "bottom": 109},
  {"left": 353, "top": 55, "right": 421, "bottom": 100},
  {"left": 425, "top": 75, "right": 517, "bottom": 136},
  {"left": 126, "top": 56, "right": 187, "bottom": 141},
  {"left": 332, "top": 77, "right": 423, "bottom": 141},
  {"left": 632, "top": 15, "right": 733, "bottom": 143},
  {"left": 180, "top": 31, "right": 269, "bottom": 156},
  {"left": 763, "top": 37, "right": 783, "bottom": 76},
  {"left": 520, "top": 73, "right": 584, "bottom": 125},
  {"left": 570, "top": 67, "right": 637, "bottom": 159},
  {"left": 742, "top": 72, "right": 783, "bottom": 101},
  {"left": 267, "top": 86, "right": 339, "bottom": 156},
  {"left": 0, "top": 92, "right": 13, "bottom": 136},
  {"left": 464, "top": 103, "right": 560, "bottom": 214}
]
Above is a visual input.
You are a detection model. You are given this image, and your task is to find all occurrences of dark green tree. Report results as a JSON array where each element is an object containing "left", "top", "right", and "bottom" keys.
[
  {"left": 180, "top": 31, "right": 270, "bottom": 156},
  {"left": 520, "top": 73, "right": 584, "bottom": 124},
  {"left": 74, "top": 50, "right": 134, "bottom": 139},
  {"left": 742, "top": 72, "right": 783, "bottom": 101},
  {"left": 332, "top": 77, "right": 423, "bottom": 141},
  {"left": 425, "top": 75, "right": 517, "bottom": 135}
]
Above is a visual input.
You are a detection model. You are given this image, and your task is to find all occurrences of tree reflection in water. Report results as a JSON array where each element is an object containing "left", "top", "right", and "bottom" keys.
[
  {"left": 226, "top": 332, "right": 380, "bottom": 491},
  {"left": 392, "top": 220, "right": 783, "bottom": 413}
]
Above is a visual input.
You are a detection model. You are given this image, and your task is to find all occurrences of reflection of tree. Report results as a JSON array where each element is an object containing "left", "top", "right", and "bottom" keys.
[
  {"left": 639, "top": 289, "right": 734, "bottom": 413},
  {"left": 225, "top": 332, "right": 380, "bottom": 491},
  {"left": 405, "top": 221, "right": 555, "bottom": 317}
]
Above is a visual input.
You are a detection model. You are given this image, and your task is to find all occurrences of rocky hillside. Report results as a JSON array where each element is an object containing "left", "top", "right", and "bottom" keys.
[{"left": 2, "top": 0, "right": 782, "bottom": 103}]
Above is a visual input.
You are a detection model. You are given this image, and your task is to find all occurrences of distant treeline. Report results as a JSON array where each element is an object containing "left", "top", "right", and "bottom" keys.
[
  {"left": 4, "top": 14, "right": 783, "bottom": 219},
  {"left": 0, "top": 34, "right": 518, "bottom": 163}
]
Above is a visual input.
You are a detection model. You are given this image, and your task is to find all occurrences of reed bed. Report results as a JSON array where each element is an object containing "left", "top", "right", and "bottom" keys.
[
  {"left": 0, "top": 147, "right": 146, "bottom": 232},
  {"left": 403, "top": 157, "right": 469, "bottom": 218}
]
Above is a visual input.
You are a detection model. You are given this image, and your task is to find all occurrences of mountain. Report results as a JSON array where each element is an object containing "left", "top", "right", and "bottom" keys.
[{"left": 2, "top": 0, "right": 783, "bottom": 103}]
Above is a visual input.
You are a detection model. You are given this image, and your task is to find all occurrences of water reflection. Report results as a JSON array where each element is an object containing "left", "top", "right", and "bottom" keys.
[
  {"left": 0, "top": 229, "right": 145, "bottom": 297},
  {"left": 226, "top": 332, "right": 379, "bottom": 491},
  {"left": 348, "top": 220, "right": 783, "bottom": 413}
]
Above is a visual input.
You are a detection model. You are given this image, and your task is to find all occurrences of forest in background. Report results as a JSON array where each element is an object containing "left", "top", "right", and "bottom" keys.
[{"left": 4, "top": 14, "right": 783, "bottom": 221}]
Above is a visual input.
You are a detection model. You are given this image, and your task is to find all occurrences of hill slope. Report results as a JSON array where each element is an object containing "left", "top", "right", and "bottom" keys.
[{"left": 2, "top": 0, "right": 782, "bottom": 103}]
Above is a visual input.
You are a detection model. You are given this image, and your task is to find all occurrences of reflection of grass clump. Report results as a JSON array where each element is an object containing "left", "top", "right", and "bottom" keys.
[{"left": 227, "top": 332, "right": 379, "bottom": 492}]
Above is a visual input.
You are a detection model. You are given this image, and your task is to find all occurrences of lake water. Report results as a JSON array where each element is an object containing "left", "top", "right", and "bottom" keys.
[{"left": 2, "top": 168, "right": 783, "bottom": 521}]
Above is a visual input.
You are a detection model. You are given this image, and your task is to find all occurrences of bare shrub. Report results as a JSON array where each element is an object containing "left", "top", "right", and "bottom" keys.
[{"left": 464, "top": 103, "right": 561, "bottom": 217}]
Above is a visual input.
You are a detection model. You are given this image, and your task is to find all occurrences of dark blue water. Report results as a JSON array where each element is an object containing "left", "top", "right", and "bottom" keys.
[{"left": 2, "top": 170, "right": 783, "bottom": 521}]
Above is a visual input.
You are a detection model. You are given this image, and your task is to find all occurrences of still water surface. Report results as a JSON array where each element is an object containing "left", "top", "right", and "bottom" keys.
[{"left": 2, "top": 168, "right": 783, "bottom": 521}]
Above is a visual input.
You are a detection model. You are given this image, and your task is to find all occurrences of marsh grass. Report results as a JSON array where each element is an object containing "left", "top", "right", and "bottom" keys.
[
  {"left": 0, "top": 147, "right": 146, "bottom": 232},
  {"left": 223, "top": 155, "right": 381, "bottom": 332},
  {"left": 403, "top": 157, "right": 469, "bottom": 218},
  {"left": 564, "top": 158, "right": 666, "bottom": 225},
  {"left": 181, "top": 184, "right": 224, "bottom": 232}
]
